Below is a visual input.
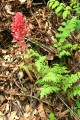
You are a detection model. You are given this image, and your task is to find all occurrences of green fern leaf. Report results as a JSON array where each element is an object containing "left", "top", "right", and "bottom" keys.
[
  {"left": 48, "top": 1, "right": 54, "bottom": 8},
  {"left": 66, "top": 6, "right": 72, "bottom": 10},
  {"left": 35, "top": 56, "right": 46, "bottom": 72},
  {"left": 61, "top": 22, "right": 67, "bottom": 26},
  {"left": 52, "top": 1, "right": 59, "bottom": 9},
  {"left": 62, "top": 43, "right": 72, "bottom": 49},
  {"left": 62, "top": 10, "right": 70, "bottom": 19},
  {"left": 55, "top": 3, "right": 64, "bottom": 13},
  {"left": 49, "top": 112, "right": 56, "bottom": 120},
  {"left": 40, "top": 85, "right": 59, "bottom": 98},
  {"left": 60, "top": 50, "right": 71, "bottom": 57},
  {"left": 69, "top": 86, "right": 80, "bottom": 98},
  {"left": 58, "top": 26, "right": 64, "bottom": 31}
]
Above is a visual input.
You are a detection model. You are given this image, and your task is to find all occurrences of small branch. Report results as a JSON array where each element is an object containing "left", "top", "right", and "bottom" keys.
[
  {"left": 25, "top": 37, "right": 58, "bottom": 55},
  {"left": 30, "top": 8, "right": 41, "bottom": 29},
  {"left": 0, "top": 89, "right": 53, "bottom": 107},
  {"left": 22, "top": 66, "right": 35, "bottom": 82}
]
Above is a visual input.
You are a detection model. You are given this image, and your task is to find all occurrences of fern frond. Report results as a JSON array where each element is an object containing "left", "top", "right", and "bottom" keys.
[
  {"left": 35, "top": 56, "right": 46, "bottom": 72},
  {"left": 54, "top": 17, "right": 78, "bottom": 57},
  {"left": 62, "top": 72, "right": 80, "bottom": 92},
  {"left": 25, "top": 49, "right": 80, "bottom": 99},
  {"left": 40, "top": 85, "right": 60, "bottom": 98},
  {"left": 52, "top": 64, "right": 68, "bottom": 74},
  {"left": 69, "top": 85, "right": 80, "bottom": 98}
]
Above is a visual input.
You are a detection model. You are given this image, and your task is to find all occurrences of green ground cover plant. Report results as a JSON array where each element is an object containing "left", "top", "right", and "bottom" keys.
[
  {"left": 48, "top": 0, "right": 80, "bottom": 57},
  {"left": 54, "top": 17, "right": 79, "bottom": 57},
  {"left": 49, "top": 112, "right": 56, "bottom": 120},
  {"left": 47, "top": 0, "right": 80, "bottom": 19},
  {"left": 19, "top": 49, "right": 80, "bottom": 99}
]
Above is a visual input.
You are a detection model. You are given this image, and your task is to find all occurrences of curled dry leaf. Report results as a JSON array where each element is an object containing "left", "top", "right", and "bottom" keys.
[
  {"left": 24, "top": 112, "right": 30, "bottom": 119},
  {"left": 25, "top": 105, "right": 31, "bottom": 113},
  {"left": 74, "top": 50, "right": 80, "bottom": 62},
  {"left": 5, "top": 103, "right": 9, "bottom": 113},
  {"left": 0, "top": 103, "right": 7, "bottom": 113},
  {"left": 26, "top": 0, "right": 32, "bottom": 8},
  {"left": 29, "top": 23, "right": 34, "bottom": 30},
  {"left": 18, "top": 71, "right": 24, "bottom": 79},
  {"left": 38, "top": 102, "right": 47, "bottom": 120},
  {"left": 18, "top": 0, "right": 26, "bottom": 4},
  {"left": 7, "top": 111, "right": 17, "bottom": 120},
  {"left": 5, "top": 4, "right": 15, "bottom": 15},
  {"left": 0, "top": 95, "right": 6, "bottom": 104},
  {"left": 20, "top": 116, "right": 28, "bottom": 120},
  {"left": 0, "top": 111, "right": 6, "bottom": 120}
]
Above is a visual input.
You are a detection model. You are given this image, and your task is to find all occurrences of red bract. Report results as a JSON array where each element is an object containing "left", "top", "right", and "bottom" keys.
[{"left": 11, "top": 12, "right": 29, "bottom": 50}]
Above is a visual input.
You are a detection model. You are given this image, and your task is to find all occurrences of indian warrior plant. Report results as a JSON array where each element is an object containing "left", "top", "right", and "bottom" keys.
[{"left": 11, "top": 12, "right": 29, "bottom": 51}]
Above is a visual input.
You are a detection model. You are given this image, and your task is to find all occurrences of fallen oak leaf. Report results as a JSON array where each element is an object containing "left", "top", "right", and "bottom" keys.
[
  {"left": 38, "top": 102, "right": 47, "bottom": 120},
  {"left": 22, "top": 65, "right": 35, "bottom": 82},
  {"left": 0, "top": 111, "right": 6, "bottom": 120},
  {"left": 8, "top": 111, "right": 17, "bottom": 120}
]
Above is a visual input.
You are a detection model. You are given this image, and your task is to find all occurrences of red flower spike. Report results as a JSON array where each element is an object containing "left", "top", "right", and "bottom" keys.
[{"left": 11, "top": 12, "right": 29, "bottom": 50}]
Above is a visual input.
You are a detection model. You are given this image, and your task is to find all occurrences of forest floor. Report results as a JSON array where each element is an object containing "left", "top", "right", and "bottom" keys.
[{"left": 0, "top": 0, "right": 80, "bottom": 120}]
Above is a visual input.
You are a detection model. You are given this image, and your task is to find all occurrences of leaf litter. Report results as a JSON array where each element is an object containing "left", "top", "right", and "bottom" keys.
[{"left": 0, "top": 0, "right": 80, "bottom": 120}]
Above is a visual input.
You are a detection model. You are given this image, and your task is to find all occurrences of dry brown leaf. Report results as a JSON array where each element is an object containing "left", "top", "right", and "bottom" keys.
[
  {"left": 8, "top": 111, "right": 17, "bottom": 120},
  {"left": 18, "top": 0, "right": 26, "bottom": 4},
  {"left": 0, "top": 111, "right": 6, "bottom": 120},
  {"left": 1, "top": 49, "right": 7, "bottom": 54},
  {"left": 25, "top": 105, "right": 31, "bottom": 113},
  {"left": 56, "top": 103, "right": 63, "bottom": 112},
  {"left": 23, "top": 68, "right": 34, "bottom": 82},
  {"left": 7, "top": 88, "right": 18, "bottom": 94},
  {"left": 5, "top": 103, "right": 9, "bottom": 113},
  {"left": 29, "top": 23, "right": 34, "bottom": 30},
  {"left": 20, "top": 116, "right": 27, "bottom": 120},
  {"left": 47, "top": 29, "right": 52, "bottom": 36},
  {"left": 5, "top": 4, "right": 14, "bottom": 15},
  {"left": 74, "top": 50, "right": 80, "bottom": 62},
  {"left": 46, "top": 52, "right": 54, "bottom": 60},
  {"left": 0, "top": 103, "right": 7, "bottom": 112},
  {"left": 0, "top": 95, "right": 5, "bottom": 104},
  {"left": 29, "top": 116, "right": 37, "bottom": 120},
  {"left": 24, "top": 112, "right": 30, "bottom": 118},
  {"left": 32, "top": 109, "right": 38, "bottom": 116},
  {"left": 38, "top": 102, "right": 47, "bottom": 120},
  {"left": 26, "top": 0, "right": 32, "bottom": 8},
  {"left": 44, "top": 107, "right": 52, "bottom": 114},
  {"left": 58, "top": 109, "right": 70, "bottom": 119}
]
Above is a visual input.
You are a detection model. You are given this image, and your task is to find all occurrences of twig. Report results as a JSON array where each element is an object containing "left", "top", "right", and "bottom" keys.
[
  {"left": 25, "top": 37, "right": 58, "bottom": 55},
  {"left": 30, "top": 8, "right": 41, "bottom": 29},
  {"left": 0, "top": 89, "right": 53, "bottom": 107},
  {"left": 22, "top": 66, "right": 35, "bottom": 82},
  {"left": 58, "top": 109, "right": 70, "bottom": 119}
]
